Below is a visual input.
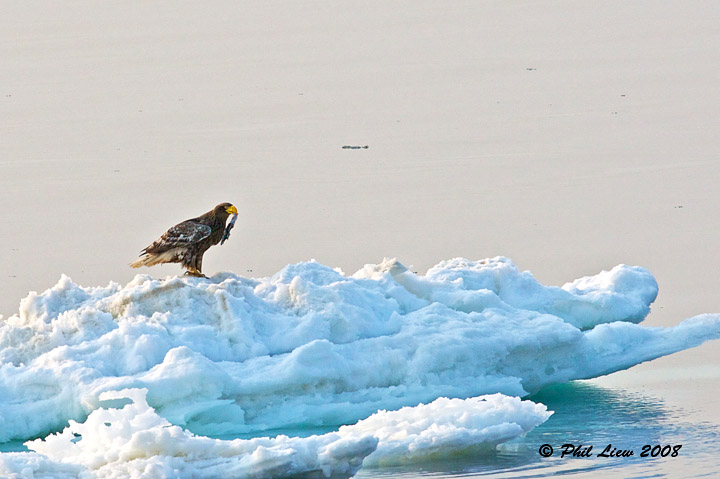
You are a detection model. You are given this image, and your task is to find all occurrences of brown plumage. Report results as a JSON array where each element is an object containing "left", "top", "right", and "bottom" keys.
[{"left": 130, "top": 203, "right": 238, "bottom": 277}]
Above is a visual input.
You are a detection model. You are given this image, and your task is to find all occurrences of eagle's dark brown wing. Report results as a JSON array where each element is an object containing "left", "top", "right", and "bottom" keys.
[
  {"left": 144, "top": 221, "right": 212, "bottom": 254},
  {"left": 130, "top": 221, "right": 213, "bottom": 269}
]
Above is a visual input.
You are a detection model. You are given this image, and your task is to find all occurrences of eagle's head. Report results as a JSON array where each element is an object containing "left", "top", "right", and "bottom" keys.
[{"left": 214, "top": 202, "right": 238, "bottom": 219}]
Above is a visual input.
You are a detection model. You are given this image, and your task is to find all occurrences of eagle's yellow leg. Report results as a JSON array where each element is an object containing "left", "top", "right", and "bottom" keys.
[{"left": 184, "top": 267, "right": 207, "bottom": 278}]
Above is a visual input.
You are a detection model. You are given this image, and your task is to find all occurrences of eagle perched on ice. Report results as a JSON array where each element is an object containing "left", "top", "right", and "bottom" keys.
[{"left": 130, "top": 203, "right": 238, "bottom": 277}]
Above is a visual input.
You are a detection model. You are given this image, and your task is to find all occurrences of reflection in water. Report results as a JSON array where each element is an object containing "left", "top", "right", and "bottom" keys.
[{"left": 355, "top": 381, "right": 720, "bottom": 478}]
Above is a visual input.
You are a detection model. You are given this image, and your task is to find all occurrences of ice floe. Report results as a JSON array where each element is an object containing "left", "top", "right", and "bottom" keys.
[
  {"left": 0, "top": 256, "right": 718, "bottom": 477},
  {"left": 0, "top": 388, "right": 549, "bottom": 478}
]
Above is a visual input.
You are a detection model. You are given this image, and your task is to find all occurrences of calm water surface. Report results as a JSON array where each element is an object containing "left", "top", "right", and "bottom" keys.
[{"left": 354, "top": 381, "right": 720, "bottom": 479}]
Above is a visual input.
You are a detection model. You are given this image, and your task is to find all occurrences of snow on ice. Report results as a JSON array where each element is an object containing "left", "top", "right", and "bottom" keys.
[
  {"left": 0, "top": 256, "right": 718, "bottom": 478},
  {"left": 0, "top": 389, "right": 549, "bottom": 478}
]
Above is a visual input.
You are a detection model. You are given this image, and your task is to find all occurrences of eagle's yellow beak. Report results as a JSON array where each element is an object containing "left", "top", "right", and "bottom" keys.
[{"left": 226, "top": 205, "right": 238, "bottom": 215}]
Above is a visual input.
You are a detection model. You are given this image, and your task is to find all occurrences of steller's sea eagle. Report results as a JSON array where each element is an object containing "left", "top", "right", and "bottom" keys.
[{"left": 130, "top": 203, "right": 238, "bottom": 277}]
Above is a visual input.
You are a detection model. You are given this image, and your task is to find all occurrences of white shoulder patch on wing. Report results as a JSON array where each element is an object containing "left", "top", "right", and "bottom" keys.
[{"left": 162, "top": 221, "right": 212, "bottom": 246}]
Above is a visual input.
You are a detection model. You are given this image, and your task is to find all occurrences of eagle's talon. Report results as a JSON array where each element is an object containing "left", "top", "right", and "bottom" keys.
[{"left": 184, "top": 271, "right": 208, "bottom": 279}]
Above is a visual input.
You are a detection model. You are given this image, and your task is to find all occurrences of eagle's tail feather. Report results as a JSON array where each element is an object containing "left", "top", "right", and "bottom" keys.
[
  {"left": 130, "top": 254, "right": 154, "bottom": 268},
  {"left": 130, "top": 248, "right": 182, "bottom": 268}
]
